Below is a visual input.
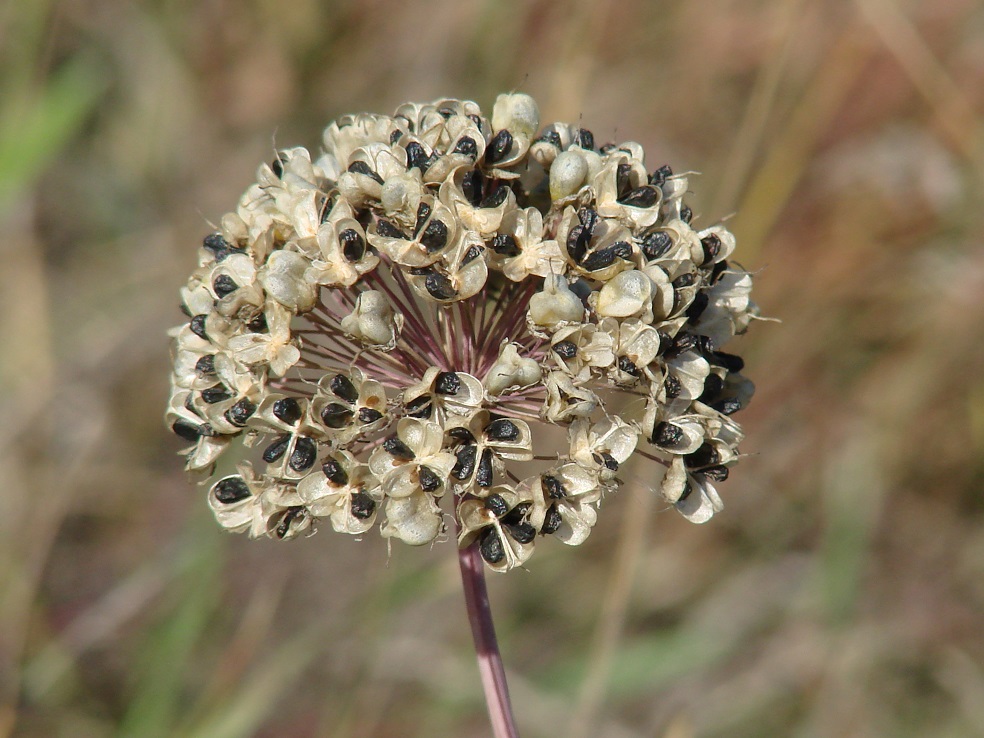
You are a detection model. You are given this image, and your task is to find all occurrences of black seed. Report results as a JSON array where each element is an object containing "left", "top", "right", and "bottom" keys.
[
  {"left": 485, "top": 494, "right": 510, "bottom": 518},
  {"left": 672, "top": 333, "right": 698, "bottom": 354},
  {"left": 616, "top": 163, "right": 633, "bottom": 197},
  {"left": 434, "top": 372, "right": 460, "bottom": 395},
  {"left": 406, "top": 141, "right": 430, "bottom": 171},
  {"left": 502, "top": 502, "right": 531, "bottom": 525},
  {"left": 641, "top": 231, "right": 673, "bottom": 260},
  {"left": 404, "top": 395, "right": 432, "bottom": 418},
  {"left": 414, "top": 201, "right": 432, "bottom": 233},
  {"left": 696, "top": 335, "right": 715, "bottom": 354},
  {"left": 686, "top": 292, "right": 709, "bottom": 321},
  {"left": 225, "top": 398, "right": 256, "bottom": 427},
  {"left": 651, "top": 421, "right": 684, "bottom": 447},
  {"left": 535, "top": 130, "right": 561, "bottom": 147},
  {"left": 542, "top": 474, "right": 567, "bottom": 499},
  {"left": 541, "top": 504, "right": 563, "bottom": 534},
  {"left": 578, "top": 207, "right": 599, "bottom": 233},
  {"left": 263, "top": 434, "right": 291, "bottom": 463},
  {"left": 189, "top": 314, "right": 208, "bottom": 339},
  {"left": 476, "top": 448, "right": 494, "bottom": 488},
  {"left": 711, "top": 260, "right": 728, "bottom": 283},
  {"left": 506, "top": 521, "right": 536, "bottom": 544},
  {"left": 348, "top": 160, "right": 384, "bottom": 185},
  {"left": 270, "top": 153, "right": 285, "bottom": 178},
  {"left": 452, "top": 445, "right": 477, "bottom": 480},
  {"left": 271, "top": 397, "right": 301, "bottom": 425},
  {"left": 322, "top": 457, "right": 349, "bottom": 486},
  {"left": 408, "top": 266, "right": 431, "bottom": 276},
  {"left": 383, "top": 436, "right": 415, "bottom": 460},
  {"left": 491, "top": 233, "right": 520, "bottom": 257},
  {"left": 567, "top": 225, "right": 588, "bottom": 262},
  {"left": 201, "top": 386, "right": 231, "bottom": 404},
  {"left": 618, "top": 356, "right": 640, "bottom": 376},
  {"left": 703, "top": 465, "right": 730, "bottom": 482},
  {"left": 358, "top": 407, "right": 383, "bottom": 424},
  {"left": 461, "top": 170, "right": 484, "bottom": 206},
  {"left": 330, "top": 374, "right": 359, "bottom": 403},
  {"left": 479, "top": 186, "right": 509, "bottom": 209},
  {"left": 275, "top": 507, "right": 305, "bottom": 539},
  {"left": 212, "top": 274, "right": 238, "bottom": 298},
  {"left": 486, "top": 418, "right": 519, "bottom": 442},
  {"left": 479, "top": 528, "right": 505, "bottom": 564},
  {"left": 656, "top": 330, "right": 674, "bottom": 355},
  {"left": 350, "top": 491, "right": 376, "bottom": 519},
  {"left": 599, "top": 452, "right": 618, "bottom": 471},
  {"left": 678, "top": 481, "right": 694, "bottom": 502},
  {"left": 448, "top": 426, "right": 475, "bottom": 442},
  {"left": 552, "top": 341, "right": 578, "bottom": 359},
  {"left": 681, "top": 205, "right": 693, "bottom": 223},
  {"left": 320, "top": 403, "right": 354, "bottom": 428},
  {"left": 664, "top": 374, "right": 682, "bottom": 398},
  {"left": 700, "top": 233, "right": 722, "bottom": 264},
  {"left": 203, "top": 233, "right": 231, "bottom": 258},
  {"left": 577, "top": 128, "right": 594, "bottom": 150},
  {"left": 215, "top": 477, "right": 250, "bottom": 503},
  {"left": 319, "top": 194, "right": 336, "bottom": 223},
  {"left": 289, "top": 437, "right": 317, "bottom": 472},
  {"left": 686, "top": 442, "right": 719, "bottom": 469},
  {"left": 620, "top": 186, "right": 658, "bottom": 208},
  {"left": 714, "top": 398, "right": 743, "bottom": 415},
  {"left": 425, "top": 273, "right": 458, "bottom": 300},
  {"left": 390, "top": 129, "right": 402, "bottom": 145},
  {"left": 418, "top": 465, "right": 442, "bottom": 492},
  {"left": 650, "top": 164, "right": 673, "bottom": 186},
  {"left": 195, "top": 354, "right": 216, "bottom": 375},
  {"left": 581, "top": 245, "right": 618, "bottom": 271},
  {"left": 462, "top": 245, "right": 482, "bottom": 264},
  {"left": 172, "top": 419, "right": 202, "bottom": 441},
  {"left": 712, "top": 352, "right": 745, "bottom": 373},
  {"left": 376, "top": 219, "right": 406, "bottom": 239},
  {"left": 700, "top": 374, "right": 724, "bottom": 402},
  {"left": 599, "top": 143, "right": 617, "bottom": 154},
  {"left": 452, "top": 136, "right": 478, "bottom": 158},
  {"left": 420, "top": 220, "right": 448, "bottom": 252},
  {"left": 485, "top": 129, "right": 513, "bottom": 164},
  {"left": 672, "top": 273, "right": 696, "bottom": 290},
  {"left": 247, "top": 313, "right": 267, "bottom": 332},
  {"left": 339, "top": 228, "right": 366, "bottom": 262}
]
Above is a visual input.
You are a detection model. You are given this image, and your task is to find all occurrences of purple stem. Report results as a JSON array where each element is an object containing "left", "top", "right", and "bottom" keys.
[{"left": 458, "top": 542, "right": 520, "bottom": 738}]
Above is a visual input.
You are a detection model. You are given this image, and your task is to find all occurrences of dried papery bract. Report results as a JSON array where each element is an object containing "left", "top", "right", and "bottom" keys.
[{"left": 166, "top": 93, "right": 760, "bottom": 737}]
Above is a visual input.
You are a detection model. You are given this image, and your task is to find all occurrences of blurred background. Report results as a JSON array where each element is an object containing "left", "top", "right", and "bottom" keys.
[{"left": 2, "top": 0, "right": 984, "bottom": 736}]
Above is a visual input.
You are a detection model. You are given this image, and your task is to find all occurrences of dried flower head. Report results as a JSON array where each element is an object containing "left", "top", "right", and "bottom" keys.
[{"left": 166, "top": 94, "right": 760, "bottom": 570}]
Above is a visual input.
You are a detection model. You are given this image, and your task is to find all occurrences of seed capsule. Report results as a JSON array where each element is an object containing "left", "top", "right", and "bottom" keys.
[
  {"left": 348, "top": 160, "right": 384, "bottom": 185},
  {"left": 339, "top": 229, "right": 366, "bottom": 262}
]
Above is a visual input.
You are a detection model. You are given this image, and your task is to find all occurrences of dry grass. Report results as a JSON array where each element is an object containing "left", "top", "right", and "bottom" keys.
[{"left": 2, "top": 0, "right": 983, "bottom": 736}]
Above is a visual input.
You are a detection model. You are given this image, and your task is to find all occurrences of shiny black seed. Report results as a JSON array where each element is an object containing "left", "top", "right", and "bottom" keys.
[
  {"left": 408, "top": 266, "right": 431, "bottom": 276},
  {"left": 263, "top": 434, "right": 291, "bottom": 463},
  {"left": 641, "top": 231, "right": 673, "bottom": 260},
  {"left": 485, "top": 494, "right": 510, "bottom": 518},
  {"left": 577, "top": 207, "right": 599, "bottom": 233},
  {"left": 418, "top": 465, "right": 442, "bottom": 492},
  {"left": 480, "top": 186, "right": 509, "bottom": 209},
  {"left": 383, "top": 436, "right": 415, "bottom": 460},
  {"left": 681, "top": 205, "right": 693, "bottom": 223},
  {"left": 172, "top": 419, "right": 202, "bottom": 441},
  {"left": 320, "top": 403, "right": 354, "bottom": 428},
  {"left": 535, "top": 130, "right": 561, "bottom": 147},
  {"left": 404, "top": 395, "right": 432, "bottom": 418},
  {"left": 651, "top": 421, "right": 684, "bottom": 447},
  {"left": 275, "top": 507, "right": 305, "bottom": 539},
  {"left": 712, "top": 352, "right": 745, "bottom": 373},
  {"left": 566, "top": 225, "right": 588, "bottom": 262},
  {"left": 672, "top": 273, "right": 696, "bottom": 290},
  {"left": 348, "top": 160, "right": 384, "bottom": 184},
  {"left": 616, "top": 163, "right": 633, "bottom": 197},
  {"left": 435, "top": 371, "right": 460, "bottom": 395},
  {"left": 595, "top": 452, "right": 619, "bottom": 471},
  {"left": 502, "top": 502, "right": 531, "bottom": 525},
  {"left": 686, "top": 292, "right": 709, "bottom": 321},
  {"left": 376, "top": 219, "right": 406, "bottom": 239},
  {"left": 452, "top": 136, "right": 478, "bottom": 158},
  {"left": 406, "top": 141, "right": 430, "bottom": 171},
  {"left": 696, "top": 335, "right": 715, "bottom": 354},
  {"left": 703, "top": 465, "right": 730, "bottom": 482},
  {"left": 225, "top": 398, "right": 256, "bottom": 427},
  {"left": 448, "top": 426, "right": 475, "bottom": 442},
  {"left": 330, "top": 374, "right": 359, "bottom": 403},
  {"left": 552, "top": 341, "right": 578, "bottom": 359},
  {"left": 686, "top": 443, "right": 719, "bottom": 469},
  {"left": 461, "top": 170, "right": 484, "bottom": 206},
  {"left": 700, "top": 374, "right": 724, "bottom": 403},
  {"left": 650, "top": 165, "right": 673, "bottom": 186},
  {"left": 620, "top": 186, "right": 658, "bottom": 208},
  {"left": 476, "top": 448, "right": 494, "bottom": 488},
  {"left": 270, "top": 153, "right": 286, "bottom": 178},
  {"left": 358, "top": 407, "right": 383, "bottom": 424},
  {"left": 452, "top": 445, "right": 477, "bottom": 480},
  {"left": 195, "top": 354, "right": 216, "bottom": 375},
  {"left": 491, "top": 233, "right": 520, "bottom": 256},
  {"left": 506, "top": 521, "right": 536, "bottom": 545},
  {"left": 479, "top": 528, "right": 505, "bottom": 564},
  {"left": 420, "top": 220, "right": 448, "bottom": 252},
  {"left": 189, "top": 314, "right": 208, "bottom": 339},
  {"left": 272, "top": 397, "right": 302, "bottom": 424},
  {"left": 390, "top": 129, "right": 402, "bottom": 145},
  {"left": 541, "top": 504, "right": 563, "bottom": 534},
  {"left": 577, "top": 128, "right": 594, "bottom": 150},
  {"left": 581, "top": 245, "right": 618, "bottom": 271},
  {"left": 678, "top": 481, "right": 694, "bottom": 502},
  {"left": 350, "top": 492, "right": 376, "bottom": 519},
  {"left": 656, "top": 330, "right": 674, "bottom": 355},
  {"left": 664, "top": 374, "right": 682, "bottom": 398},
  {"left": 599, "top": 142, "right": 617, "bottom": 154},
  {"left": 212, "top": 274, "right": 238, "bottom": 298},
  {"left": 542, "top": 474, "right": 566, "bottom": 499},
  {"left": 203, "top": 233, "right": 231, "bottom": 258},
  {"left": 700, "top": 233, "right": 722, "bottom": 264},
  {"left": 215, "top": 477, "right": 250, "bottom": 503},
  {"left": 462, "top": 245, "right": 482, "bottom": 264},
  {"left": 322, "top": 457, "right": 349, "bottom": 486},
  {"left": 485, "top": 129, "right": 513, "bottom": 164},
  {"left": 201, "top": 386, "right": 231, "bottom": 404},
  {"left": 289, "top": 437, "right": 317, "bottom": 472},
  {"left": 339, "top": 229, "right": 366, "bottom": 262},
  {"left": 715, "top": 398, "right": 743, "bottom": 415},
  {"left": 486, "top": 418, "right": 519, "bottom": 442},
  {"left": 672, "top": 333, "right": 698, "bottom": 354},
  {"left": 414, "top": 201, "right": 432, "bottom": 233},
  {"left": 425, "top": 273, "right": 458, "bottom": 300},
  {"left": 618, "top": 356, "right": 640, "bottom": 376},
  {"left": 246, "top": 313, "right": 267, "bottom": 332}
]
